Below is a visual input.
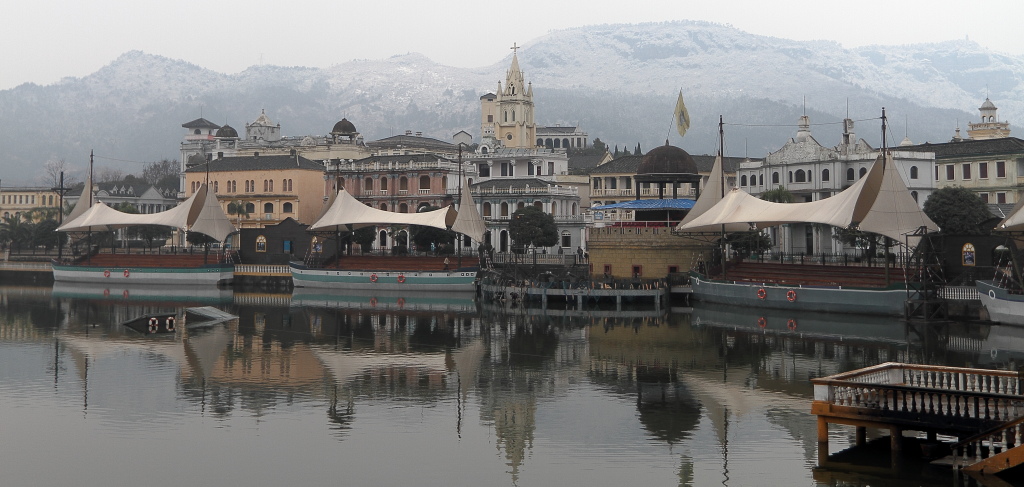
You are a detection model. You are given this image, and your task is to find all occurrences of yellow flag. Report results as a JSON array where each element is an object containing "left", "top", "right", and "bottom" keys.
[{"left": 674, "top": 90, "right": 690, "bottom": 138}]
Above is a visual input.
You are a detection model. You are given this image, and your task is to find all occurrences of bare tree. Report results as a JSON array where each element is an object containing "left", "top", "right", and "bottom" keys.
[
  {"left": 41, "top": 158, "right": 76, "bottom": 188},
  {"left": 142, "top": 159, "right": 179, "bottom": 189},
  {"left": 95, "top": 166, "right": 124, "bottom": 183}
]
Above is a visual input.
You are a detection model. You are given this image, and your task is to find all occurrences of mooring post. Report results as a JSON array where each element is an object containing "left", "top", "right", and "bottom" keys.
[
  {"left": 856, "top": 427, "right": 866, "bottom": 446},
  {"left": 817, "top": 417, "right": 829, "bottom": 464}
]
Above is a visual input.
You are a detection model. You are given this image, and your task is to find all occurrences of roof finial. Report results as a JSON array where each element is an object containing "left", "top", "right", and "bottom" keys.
[{"left": 510, "top": 42, "right": 519, "bottom": 54}]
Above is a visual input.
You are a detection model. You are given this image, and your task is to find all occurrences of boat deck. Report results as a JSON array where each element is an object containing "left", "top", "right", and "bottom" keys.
[{"left": 720, "top": 261, "right": 908, "bottom": 288}]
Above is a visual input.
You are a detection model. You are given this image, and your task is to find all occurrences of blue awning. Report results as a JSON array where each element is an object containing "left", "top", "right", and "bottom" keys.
[{"left": 592, "top": 199, "right": 695, "bottom": 210}]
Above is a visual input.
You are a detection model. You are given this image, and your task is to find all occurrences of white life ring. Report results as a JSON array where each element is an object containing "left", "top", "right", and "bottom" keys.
[{"left": 165, "top": 317, "right": 175, "bottom": 331}]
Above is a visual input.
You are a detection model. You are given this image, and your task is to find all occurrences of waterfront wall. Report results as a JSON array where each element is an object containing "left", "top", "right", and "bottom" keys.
[{"left": 587, "top": 226, "right": 712, "bottom": 279}]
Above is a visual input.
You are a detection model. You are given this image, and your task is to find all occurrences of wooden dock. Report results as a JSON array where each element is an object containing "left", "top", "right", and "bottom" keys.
[{"left": 812, "top": 362, "right": 1024, "bottom": 478}]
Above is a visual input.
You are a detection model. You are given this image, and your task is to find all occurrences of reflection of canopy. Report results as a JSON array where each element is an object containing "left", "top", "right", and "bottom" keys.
[
  {"left": 677, "top": 153, "right": 939, "bottom": 245},
  {"left": 450, "top": 338, "right": 487, "bottom": 395},
  {"left": 310, "top": 189, "right": 455, "bottom": 232},
  {"left": 57, "top": 183, "right": 235, "bottom": 242},
  {"left": 311, "top": 347, "right": 448, "bottom": 386},
  {"left": 592, "top": 199, "right": 694, "bottom": 210},
  {"left": 183, "top": 326, "right": 233, "bottom": 380}
]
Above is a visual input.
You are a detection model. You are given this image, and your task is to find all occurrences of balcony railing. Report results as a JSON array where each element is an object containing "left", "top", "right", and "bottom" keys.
[{"left": 474, "top": 185, "right": 578, "bottom": 196}]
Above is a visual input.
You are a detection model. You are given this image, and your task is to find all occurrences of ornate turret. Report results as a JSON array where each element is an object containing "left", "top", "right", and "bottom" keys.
[{"left": 967, "top": 97, "right": 1011, "bottom": 140}]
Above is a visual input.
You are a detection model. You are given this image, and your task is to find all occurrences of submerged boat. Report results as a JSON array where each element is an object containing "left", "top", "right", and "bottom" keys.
[
  {"left": 677, "top": 116, "right": 939, "bottom": 316},
  {"left": 54, "top": 165, "right": 236, "bottom": 285},
  {"left": 290, "top": 180, "right": 486, "bottom": 291}
]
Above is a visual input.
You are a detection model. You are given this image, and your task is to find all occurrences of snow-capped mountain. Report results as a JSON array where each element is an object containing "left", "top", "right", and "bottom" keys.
[{"left": 1, "top": 20, "right": 1021, "bottom": 184}]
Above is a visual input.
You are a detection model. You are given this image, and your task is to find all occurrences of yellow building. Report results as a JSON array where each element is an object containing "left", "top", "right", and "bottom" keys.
[
  {"left": 0, "top": 187, "right": 62, "bottom": 220},
  {"left": 967, "top": 98, "right": 1011, "bottom": 140},
  {"left": 184, "top": 152, "right": 328, "bottom": 228}
]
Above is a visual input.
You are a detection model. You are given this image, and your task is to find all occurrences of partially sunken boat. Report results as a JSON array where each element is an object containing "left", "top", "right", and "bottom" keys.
[
  {"left": 289, "top": 183, "right": 486, "bottom": 291},
  {"left": 677, "top": 150, "right": 939, "bottom": 316},
  {"left": 53, "top": 182, "right": 236, "bottom": 285}
]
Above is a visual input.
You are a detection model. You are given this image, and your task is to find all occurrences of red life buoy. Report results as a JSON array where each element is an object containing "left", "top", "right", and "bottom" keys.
[
  {"left": 397, "top": 274, "right": 406, "bottom": 283},
  {"left": 757, "top": 316, "right": 767, "bottom": 328},
  {"left": 756, "top": 288, "right": 767, "bottom": 300},
  {"left": 165, "top": 317, "right": 175, "bottom": 331},
  {"left": 103, "top": 288, "right": 110, "bottom": 297},
  {"left": 369, "top": 297, "right": 378, "bottom": 307},
  {"left": 786, "top": 290, "right": 796, "bottom": 302},
  {"left": 370, "top": 273, "right": 378, "bottom": 283},
  {"left": 787, "top": 319, "right": 797, "bottom": 331},
  {"left": 122, "top": 290, "right": 129, "bottom": 299},
  {"left": 123, "top": 269, "right": 130, "bottom": 278},
  {"left": 104, "top": 269, "right": 111, "bottom": 278},
  {"left": 148, "top": 318, "right": 158, "bottom": 333},
  {"left": 397, "top": 298, "right": 405, "bottom": 308}
]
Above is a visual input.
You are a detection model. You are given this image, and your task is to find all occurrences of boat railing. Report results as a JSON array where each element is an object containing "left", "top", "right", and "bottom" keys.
[
  {"left": 938, "top": 285, "right": 981, "bottom": 300},
  {"left": 742, "top": 251, "right": 912, "bottom": 268}
]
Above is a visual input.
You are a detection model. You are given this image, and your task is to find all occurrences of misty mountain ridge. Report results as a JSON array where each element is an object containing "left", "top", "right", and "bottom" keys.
[{"left": 1, "top": 20, "right": 1021, "bottom": 184}]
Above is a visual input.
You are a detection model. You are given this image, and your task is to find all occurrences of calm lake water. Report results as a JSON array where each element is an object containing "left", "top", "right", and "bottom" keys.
[{"left": 0, "top": 282, "right": 1019, "bottom": 486}]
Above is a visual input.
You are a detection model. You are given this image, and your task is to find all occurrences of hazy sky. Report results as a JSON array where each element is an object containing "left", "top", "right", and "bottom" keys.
[{"left": 3, "top": 0, "right": 1021, "bottom": 90}]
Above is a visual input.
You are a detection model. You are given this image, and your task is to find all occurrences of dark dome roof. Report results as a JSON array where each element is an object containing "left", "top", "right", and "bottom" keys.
[
  {"left": 637, "top": 143, "right": 698, "bottom": 174},
  {"left": 215, "top": 124, "right": 238, "bottom": 138},
  {"left": 332, "top": 118, "right": 357, "bottom": 134}
]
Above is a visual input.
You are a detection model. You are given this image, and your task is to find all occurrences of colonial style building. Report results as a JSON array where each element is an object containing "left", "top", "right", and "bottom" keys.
[
  {"left": 736, "top": 115, "right": 935, "bottom": 254},
  {"left": 479, "top": 50, "right": 536, "bottom": 151},
  {"left": 366, "top": 131, "right": 459, "bottom": 158},
  {"left": 179, "top": 112, "right": 369, "bottom": 196},
  {"left": 536, "top": 125, "right": 588, "bottom": 151},
  {"left": 0, "top": 187, "right": 62, "bottom": 220},
  {"left": 183, "top": 152, "right": 329, "bottom": 230},
  {"left": 900, "top": 98, "right": 1022, "bottom": 205}
]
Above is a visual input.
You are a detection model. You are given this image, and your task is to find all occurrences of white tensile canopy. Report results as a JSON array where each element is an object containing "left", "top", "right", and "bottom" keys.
[
  {"left": 56, "top": 183, "right": 236, "bottom": 242},
  {"left": 995, "top": 198, "right": 1024, "bottom": 232},
  {"left": 309, "top": 189, "right": 455, "bottom": 232},
  {"left": 309, "top": 186, "right": 488, "bottom": 243},
  {"left": 677, "top": 153, "right": 939, "bottom": 245}
]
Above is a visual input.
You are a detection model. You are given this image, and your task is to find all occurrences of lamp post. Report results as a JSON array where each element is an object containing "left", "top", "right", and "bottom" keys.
[{"left": 51, "top": 172, "right": 71, "bottom": 261}]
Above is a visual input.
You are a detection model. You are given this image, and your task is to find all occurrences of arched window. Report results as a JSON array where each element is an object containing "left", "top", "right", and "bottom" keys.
[
  {"left": 283, "top": 202, "right": 293, "bottom": 213},
  {"left": 554, "top": 139, "right": 561, "bottom": 149},
  {"left": 859, "top": 167, "right": 867, "bottom": 178},
  {"left": 517, "top": 202, "right": 525, "bottom": 211},
  {"left": 268, "top": 180, "right": 273, "bottom": 192},
  {"left": 572, "top": 203, "right": 578, "bottom": 215},
  {"left": 537, "top": 138, "right": 543, "bottom": 146},
  {"left": 379, "top": 230, "right": 388, "bottom": 247},
  {"left": 442, "top": 176, "right": 447, "bottom": 190},
  {"left": 400, "top": 177, "right": 408, "bottom": 191},
  {"left": 795, "top": 170, "right": 806, "bottom": 183},
  {"left": 822, "top": 169, "right": 830, "bottom": 182},
  {"left": 501, "top": 202, "right": 509, "bottom": 217},
  {"left": 741, "top": 175, "right": 748, "bottom": 186},
  {"left": 380, "top": 203, "right": 387, "bottom": 211},
  {"left": 758, "top": 174, "right": 763, "bottom": 186},
  {"left": 419, "top": 175, "right": 430, "bottom": 190},
  {"left": 263, "top": 180, "right": 268, "bottom": 192},
  {"left": 846, "top": 168, "right": 855, "bottom": 181},
  {"left": 194, "top": 129, "right": 201, "bottom": 135},
  {"left": 483, "top": 202, "right": 492, "bottom": 217},
  {"left": 561, "top": 231, "right": 571, "bottom": 248},
  {"left": 772, "top": 172, "right": 780, "bottom": 184},
  {"left": 214, "top": 181, "right": 219, "bottom": 192},
  {"left": 364, "top": 177, "right": 373, "bottom": 191},
  {"left": 788, "top": 171, "right": 793, "bottom": 183},
  {"left": 910, "top": 166, "right": 919, "bottom": 179},
  {"left": 534, "top": 200, "right": 543, "bottom": 209},
  {"left": 563, "top": 138, "right": 570, "bottom": 149},
  {"left": 399, "top": 203, "right": 408, "bottom": 213},
  {"left": 256, "top": 235, "right": 267, "bottom": 252},
  {"left": 381, "top": 178, "right": 388, "bottom": 191},
  {"left": 551, "top": 201, "right": 558, "bottom": 215},
  {"left": 263, "top": 202, "right": 273, "bottom": 214},
  {"left": 245, "top": 203, "right": 255, "bottom": 213}
]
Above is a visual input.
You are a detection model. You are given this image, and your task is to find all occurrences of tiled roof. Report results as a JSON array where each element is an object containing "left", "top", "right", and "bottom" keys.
[
  {"left": 589, "top": 155, "right": 644, "bottom": 174},
  {"left": 693, "top": 155, "right": 748, "bottom": 173},
  {"left": 538, "top": 126, "right": 580, "bottom": 134},
  {"left": 567, "top": 154, "right": 607, "bottom": 171},
  {"left": 471, "top": 177, "right": 556, "bottom": 190},
  {"left": 899, "top": 137, "right": 1024, "bottom": 159},
  {"left": 367, "top": 134, "right": 455, "bottom": 150},
  {"left": 182, "top": 118, "right": 221, "bottom": 129},
  {"left": 185, "top": 154, "right": 325, "bottom": 173}
]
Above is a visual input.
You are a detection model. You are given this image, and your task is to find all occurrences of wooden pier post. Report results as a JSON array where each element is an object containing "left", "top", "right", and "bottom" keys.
[
  {"left": 856, "top": 426, "right": 866, "bottom": 446},
  {"left": 818, "top": 417, "right": 829, "bottom": 465}
]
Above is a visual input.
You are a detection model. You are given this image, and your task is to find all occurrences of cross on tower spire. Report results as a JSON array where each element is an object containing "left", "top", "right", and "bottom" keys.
[{"left": 510, "top": 42, "right": 519, "bottom": 54}]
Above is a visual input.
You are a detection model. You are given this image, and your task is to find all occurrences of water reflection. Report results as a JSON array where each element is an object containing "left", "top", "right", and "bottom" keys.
[{"left": 1, "top": 283, "right": 1021, "bottom": 486}]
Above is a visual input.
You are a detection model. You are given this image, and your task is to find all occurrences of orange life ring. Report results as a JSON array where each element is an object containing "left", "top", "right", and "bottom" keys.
[
  {"left": 369, "top": 297, "right": 378, "bottom": 307},
  {"left": 123, "top": 269, "right": 130, "bottom": 278},
  {"left": 397, "top": 274, "right": 406, "bottom": 283},
  {"left": 756, "top": 288, "right": 767, "bottom": 300},
  {"left": 787, "top": 319, "right": 797, "bottom": 331},
  {"left": 104, "top": 269, "right": 111, "bottom": 278},
  {"left": 165, "top": 317, "right": 175, "bottom": 331},
  {"left": 397, "top": 298, "right": 405, "bottom": 308},
  {"left": 370, "top": 273, "right": 378, "bottom": 283},
  {"left": 757, "top": 316, "right": 767, "bottom": 328},
  {"left": 786, "top": 289, "right": 796, "bottom": 302}
]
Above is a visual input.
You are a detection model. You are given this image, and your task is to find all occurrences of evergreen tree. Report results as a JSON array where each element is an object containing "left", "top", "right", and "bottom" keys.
[{"left": 634, "top": 143, "right": 642, "bottom": 156}]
